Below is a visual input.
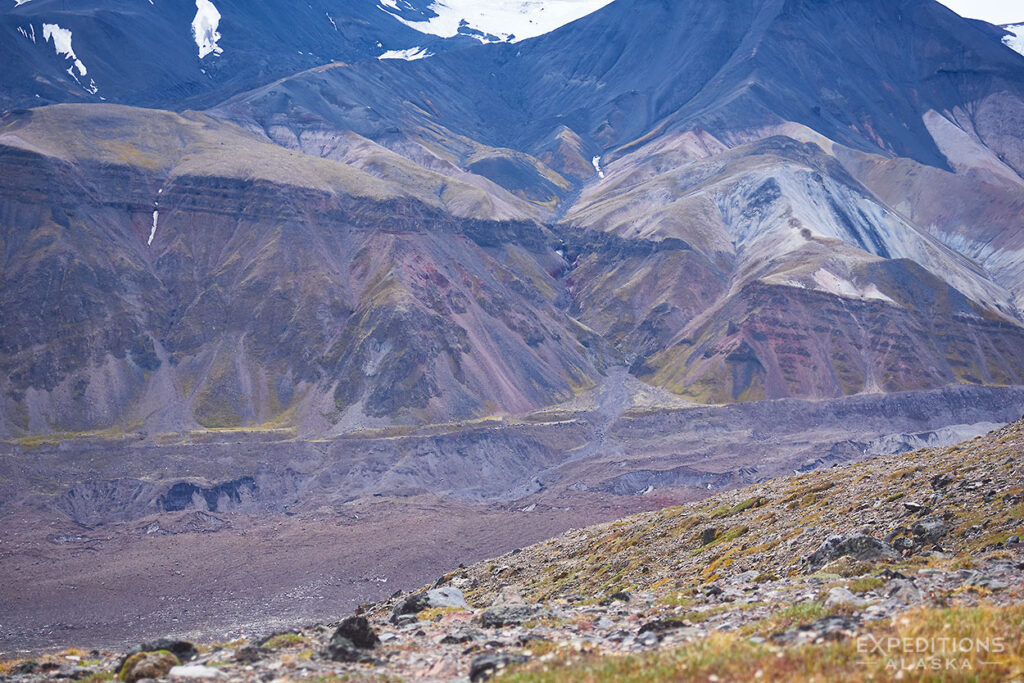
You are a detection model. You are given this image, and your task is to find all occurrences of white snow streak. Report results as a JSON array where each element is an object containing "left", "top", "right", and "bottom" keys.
[
  {"left": 591, "top": 155, "right": 605, "bottom": 179},
  {"left": 378, "top": 0, "right": 614, "bottom": 43},
  {"left": 42, "top": 24, "right": 87, "bottom": 76},
  {"left": 379, "top": 46, "right": 433, "bottom": 61},
  {"left": 192, "top": 0, "right": 223, "bottom": 59},
  {"left": 42, "top": 23, "right": 97, "bottom": 93},
  {"left": 148, "top": 211, "right": 159, "bottom": 246},
  {"left": 1004, "top": 24, "right": 1024, "bottom": 56}
]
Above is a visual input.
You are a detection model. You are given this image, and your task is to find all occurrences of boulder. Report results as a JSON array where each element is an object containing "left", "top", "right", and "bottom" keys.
[
  {"left": 805, "top": 535, "right": 900, "bottom": 572},
  {"left": 323, "top": 616, "right": 379, "bottom": 663},
  {"left": 119, "top": 639, "right": 197, "bottom": 672},
  {"left": 120, "top": 651, "right": 179, "bottom": 683},
  {"left": 425, "top": 587, "right": 469, "bottom": 609},
  {"left": 887, "top": 578, "right": 922, "bottom": 603},
  {"left": 824, "top": 587, "right": 865, "bottom": 608},
  {"left": 911, "top": 518, "right": 948, "bottom": 544},
  {"left": 390, "top": 587, "right": 469, "bottom": 623},
  {"left": 332, "top": 616, "right": 380, "bottom": 650}
]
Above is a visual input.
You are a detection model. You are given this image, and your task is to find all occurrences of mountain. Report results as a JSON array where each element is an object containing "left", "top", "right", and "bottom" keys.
[
  {"left": 209, "top": 0, "right": 1024, "bottom": 405},
  {"left": 0, "top": 0, "right": 500, "bottom": 112},
  {"left": 4, "top": 0, "right": 1024, "bottom": 657},
  {"left": 5, "top": 419, "right": 1023, "bottom": 678},
  {"left": 5, "top": 0, "right": 1024, "bottom": 437},
  {"left": 0, "top": 0, "right": 622, "bottom": 113}
]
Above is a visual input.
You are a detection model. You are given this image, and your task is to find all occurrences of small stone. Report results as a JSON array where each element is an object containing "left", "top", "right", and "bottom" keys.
[
  {"left": 480, "top": 604, "right": 545, "bottom": 628},
  {"left": 638, "top": 619, "right": 687, "bottom": 636},
  {"left": 770, "top": 615, "right": 859, "bottom": 645},
  {"left": 824, "top": 587, "right": 864, "bottom": 608},
  {"left": 966, "top": 575, "right": 1008, "bottom": 591},
  {"left": 469, "top": 653, "right": 528, "bottom": 682},
  {"left": 440, "top": 628, "right": 483, "bottom": 645},
  {"left": 887, "top": 578, "right": 922, "bottom": 603},
  {"left": 491, "top": 586, "right": 525, "bottom": 607},
  {"left": 930, "top": 473, "right": 954, "bottom": 490},
  {"left": 233, "top": 647, "right": 265, "bottom": 664},
  {"left": 168, "top": 665, "right": 225, "bottom": 680},
  {"left": 700, "top": 528, "right": 718, "bottom": 546}
]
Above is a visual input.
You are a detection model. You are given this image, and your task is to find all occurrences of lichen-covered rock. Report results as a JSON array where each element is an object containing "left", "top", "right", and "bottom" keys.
[
  {"left": 804, "top": 535, "right": 900, "bottom": 572},
  {"left": 911, "top": 518, "right": 949, "bottom": 544},
  {"left": 120, "top": 651, "right": 179, "bottom": 683}
]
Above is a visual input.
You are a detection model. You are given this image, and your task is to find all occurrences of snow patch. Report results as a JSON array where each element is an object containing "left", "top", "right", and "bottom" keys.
[
  {"left": 1004, "top": 24, "right": 1024, "bottom": 56},
  {"left": 378, "top": 0, "right": 614, "bottom": 44},
  {"left": 43, "top": 24, "right": 87, "bottom": 76},
  {"left": 379, "top": 46, "right": 432, "bottom": 61},
  {"left": 42, "top": 23, "right": 97, "bottom": 93},
  {"left": 591, "top": 155, "right": 605, "bottom": 179},
  {"left": 148, "top": 211, "right": 159, "bottom": 246},
  {"left": 13, "top": 0, "right": 34, "bottom": 5},
  {"left": 192, "top": 0, "right": 223, "bottom": 59}
]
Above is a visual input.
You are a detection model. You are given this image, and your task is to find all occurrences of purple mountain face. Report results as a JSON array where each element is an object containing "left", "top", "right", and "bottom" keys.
[{"left": 2, "top": 0, "right": 1024, "bottom": 653}]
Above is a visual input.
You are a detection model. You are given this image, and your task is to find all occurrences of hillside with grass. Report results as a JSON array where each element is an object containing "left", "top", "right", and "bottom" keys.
[{"left": 5, "top": 418, "right": 1023, "bottom": 681}]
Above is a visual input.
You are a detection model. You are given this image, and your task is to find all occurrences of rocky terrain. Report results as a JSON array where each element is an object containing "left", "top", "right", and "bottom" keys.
[
  {"left": 3, "top": 0, "right": 1024, "bottom": 675},
  {"left": 3, "top": 379, "right": 1021, "bottom": 654},
  {"left": 4, "top": 417, "right": 1023, "bottom": 681}
]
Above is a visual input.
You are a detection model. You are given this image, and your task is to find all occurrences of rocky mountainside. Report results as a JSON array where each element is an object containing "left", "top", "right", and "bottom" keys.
[
  {"left": 4, "top": 0, "right": 1024, "bottom": 436},
  {"left": 5, "top": 417, "right": 1022, "bottom": 681}
]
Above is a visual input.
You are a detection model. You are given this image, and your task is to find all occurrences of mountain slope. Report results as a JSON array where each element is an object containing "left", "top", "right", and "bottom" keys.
[
  {"left": 5, "top": 0, "right": 1024, "bottom": 433},
  {"left": 206, "top": 0, "right": 1024, "bottom": 407},
  {"left": 6, "top": 418, "right": 1023, "bottom": 679},
  {"left": 0, "top": 104, "right": 608, "bottom": 435},
  {"left": 0, "top": 0, "right": 488, "bottom": 112}
]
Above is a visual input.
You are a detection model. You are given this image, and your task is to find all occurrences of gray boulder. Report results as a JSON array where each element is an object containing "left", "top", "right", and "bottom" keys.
[
  {"left": 805, "top": 535, "right": 900, "bottom": 572},
  {"left": 391, "top": 587, "right": 469, "bottom": 623},
  {"left": 911, "top": 518, "right": 948, "bottom": 545}
]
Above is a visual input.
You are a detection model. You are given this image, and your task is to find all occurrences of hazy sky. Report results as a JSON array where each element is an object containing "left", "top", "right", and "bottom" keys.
[{"left": 937, "top": 0, "right": 1022, "bottom": 24}]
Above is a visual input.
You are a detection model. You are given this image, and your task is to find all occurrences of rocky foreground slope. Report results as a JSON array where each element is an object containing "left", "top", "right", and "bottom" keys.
[{"left": 4, "top": 418, "right": 1023, "bottom": 681}]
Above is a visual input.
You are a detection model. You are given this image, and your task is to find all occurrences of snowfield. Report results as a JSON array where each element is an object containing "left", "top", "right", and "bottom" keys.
[
  {"left": 378, "top": 0, "right": 614, "bottom": 43},
  {"left": 1004, "top": 24, "right": 1024, "bottom": 56}
]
